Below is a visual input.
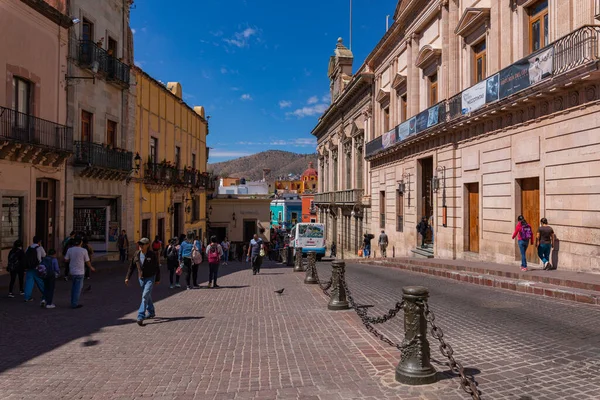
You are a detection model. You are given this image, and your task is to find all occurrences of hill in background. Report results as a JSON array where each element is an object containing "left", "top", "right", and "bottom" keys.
[{"left": 208, "top": 150, "right": 318, "bottom": 182}]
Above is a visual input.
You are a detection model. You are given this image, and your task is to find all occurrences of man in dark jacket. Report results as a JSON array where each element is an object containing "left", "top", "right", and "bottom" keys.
[
  {"left": 125, "top": 238, "right": 161, "bottom": 326},
  {"left": 417, "top": 217, "right": 429, "bottom": 248}
]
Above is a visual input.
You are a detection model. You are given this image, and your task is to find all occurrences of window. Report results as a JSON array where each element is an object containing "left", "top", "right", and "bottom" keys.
[
  {"left": 400, "top": 94, "right": 407, "bottom": 122},
  {"left": 278, "top": 211, "right": 282, "bottom": 222},
  {"left": 473, "top": 41, "right": 486, "bottom": 83},
  {"left": 529, "top": 1, "right": 548, "bottom": 53},
  {"left": 82, "top": 18, "right": 94, "bottom": 42},
  {"left": 108, "top": 37, "right": 117, "bottom": 56},
  {"left": 175, "top": 146, "right": 181, "bottom": 168},
  {"left": 2, "top": 197, "right": 23, "bottom": 249},
  {"left": 106, "top": 120, "right": 117, "bottom": 147},
  {"left": 310, "top": 218, "right": 316, "bottom": 223},
  {"left": 192, "top": 196, "right": 200, "bottom": 221},
  {"left": 12, "top": 77, "right": 31, "bottom": 116},
  {"left": 81, "top": 110, "right": 93, "bottom": 142},
  {"left": 383, "top": 107, "right": 390, "bottom": 132},
  {"left": 396, "top": 190, "right": 404, "bottom": 232},
  {"left": 379, "top": 191, "right": 386, "bottom": 229},
  {"left": 150, "top": 137, "right": 158, "bottom": 164},
  {"left": 191, "top": 153, "right": 196, "bottom": 169},
  {"left": 429, "top": 73, "right": 438, "bottom": 107},
  {"left": 291, "top": 212, "right": 298, "bottom": 225}
]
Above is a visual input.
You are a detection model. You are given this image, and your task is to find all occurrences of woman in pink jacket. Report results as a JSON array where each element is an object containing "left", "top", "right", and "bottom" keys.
[{"left": 512, "top": 215, "right": 534, "bottom": 271}]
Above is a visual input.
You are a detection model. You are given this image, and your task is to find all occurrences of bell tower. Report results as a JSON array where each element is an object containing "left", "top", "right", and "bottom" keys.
[{"left": 327, "top": 38, "right": 354, "bottom": 103}]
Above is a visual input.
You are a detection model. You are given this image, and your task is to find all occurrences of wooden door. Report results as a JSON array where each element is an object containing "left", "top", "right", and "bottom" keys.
[
  {"left": 521, "top": 178, "right": 540, "bottom": 263},
  {"left": 467, "top": 183, "right": 479, "bottom": 253}
]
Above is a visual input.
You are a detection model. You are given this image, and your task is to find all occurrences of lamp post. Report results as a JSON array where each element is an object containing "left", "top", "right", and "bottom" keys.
[{"left": 434, "top": 166, "right": 447, "bottom": 227}]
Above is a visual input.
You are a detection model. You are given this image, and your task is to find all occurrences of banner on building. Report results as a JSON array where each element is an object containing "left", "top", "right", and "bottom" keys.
[
  {"left": 462, "top": 80, "right": 487, "bottom": 114},
  {"left": 499, "top": 47, "right": 554, "bottom": 99},
  {"left": 528, "top": 47, "right": 553, "bottom": 85},
  {"left": 382, "top": 127, "right": 397, "bottom": 149},
  {"left": 416, "top": 104, "right": 442, "bottom": 133},
  {"left": 485, "top": 73, "right": 499, "bottom": 103}
]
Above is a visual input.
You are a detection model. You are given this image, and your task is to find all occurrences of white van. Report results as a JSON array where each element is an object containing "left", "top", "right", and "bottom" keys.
[{"left": 290, "top": 223, "right": 326, "bottom": 260}]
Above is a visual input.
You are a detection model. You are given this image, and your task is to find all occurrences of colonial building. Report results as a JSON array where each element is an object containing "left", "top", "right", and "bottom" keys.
[
  {"left": 65, "top": 0, "right": 135, "bottom": 254},
  {"left": 362, "top": 0, "right": 600, "bottom": 271},
  {"left": 133, "top": 68, "right": 210, "bottom": 244},
  {"left": 312, "top": 38, "right": 373, "bottom": 255},
  {"left": 0, "top": 0, "right": 73, "bottom": 262}
]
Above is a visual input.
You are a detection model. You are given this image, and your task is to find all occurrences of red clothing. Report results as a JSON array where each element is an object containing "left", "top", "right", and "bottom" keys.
[{"left": 512, "top": 223, "right": 534, "bottom": 244}]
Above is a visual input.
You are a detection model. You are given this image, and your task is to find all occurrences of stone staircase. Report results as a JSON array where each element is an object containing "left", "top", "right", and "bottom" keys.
[{"left": 410, "top": 243, "right": 434, "bottom": 258}]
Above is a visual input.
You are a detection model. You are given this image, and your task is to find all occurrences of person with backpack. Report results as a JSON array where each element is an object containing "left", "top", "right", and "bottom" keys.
[
  {"left": 362, "top": 233, "right": 372, "bottom": 258},
  {"left": 178, "top": 232, "right": 196, "bottom": 290},
  {"left": 7, "top": 240, "right": 25, "bottom": 298},
  {"left": 416, "top": 217, "right": 429, "bottom": 249},
  {"left": 40, "top": 249, "right": 60, "bottom": 309},
  {"left": 23, "top": 236, "right": 46, "bottom": 304},
  {"left": 512, "top": 215, "right": 534, "bottom": 271},
  {"left": 163, "top": 238, "right": 181, "bottom": 289},
  {"left": 536, "top": 218, "right": 555, "bottom": 271},
  {"left": 206, "top": 236, "right": 223, "bottom": 288}
]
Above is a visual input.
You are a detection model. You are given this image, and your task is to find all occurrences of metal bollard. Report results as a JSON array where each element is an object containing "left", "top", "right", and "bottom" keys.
[
  {"left": 328, "top": 260, "right": 350, "bottom": 310},
  {"left": 286, "top": 246, "right": 294, "bottom": 267},
  {"left": 304, "top": 251, "right": 318, "bottom": 284},
  {"left": 395, "top": 286, "right": 437, "bottom": 385},
  {"left": 294, "top": 247, "right": 304, "bottom": 272},
  {"left": 280, "top": 248, "right": 287, "bottom": 264}
]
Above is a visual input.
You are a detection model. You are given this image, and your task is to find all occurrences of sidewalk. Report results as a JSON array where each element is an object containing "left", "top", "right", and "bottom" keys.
[{"left": 357, "top": 257, "right": 600, "bottom": 305}]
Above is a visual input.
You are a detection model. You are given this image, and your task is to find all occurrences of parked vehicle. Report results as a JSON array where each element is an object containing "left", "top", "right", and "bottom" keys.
[{"left": 290, "top": 223, "right": 326, "bottom": 260}]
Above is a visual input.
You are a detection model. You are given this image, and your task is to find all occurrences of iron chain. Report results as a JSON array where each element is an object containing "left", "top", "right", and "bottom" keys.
[
  {"left": 310, "top": 261, "right": 332, "bottom": 295},
  {"left": 422, "top": 301, "right": 481, "bottom": 400}
]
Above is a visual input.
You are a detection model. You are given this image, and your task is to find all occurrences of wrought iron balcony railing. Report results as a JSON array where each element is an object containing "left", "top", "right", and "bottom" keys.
[
  {"left": 314, "top": 189, "right": 364, "bottom": 205},
  {"left": 76, "top": 40, "right": 130, "bottom": 86},
  {"left": 0, "top": 106, "right": 73, "bottom": 152},
  {"left": 365, "top": 25, "right": 600, "bottom": 159},
  {"left": 144, "top": 162, "right": 213, "bottom": 189},
  {"left": 73, "top": 141, "right": 133, "bottom": 171}
]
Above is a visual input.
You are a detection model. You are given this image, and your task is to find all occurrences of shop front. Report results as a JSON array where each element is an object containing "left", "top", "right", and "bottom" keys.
[{"left": 73, "top": 197, "right": 122, "bottom": 252}]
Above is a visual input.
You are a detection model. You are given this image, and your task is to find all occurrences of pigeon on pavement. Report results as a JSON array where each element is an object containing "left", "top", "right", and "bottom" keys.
[{"left": 274, "top": 288, "right": 285, "bottom": 295}]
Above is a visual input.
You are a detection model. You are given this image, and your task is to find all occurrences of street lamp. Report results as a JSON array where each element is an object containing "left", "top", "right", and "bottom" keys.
[
  {"left": 134, "top": 152, "right": 142, "bottom": 172},
  {"left": 435, "top": 166, "right": 447, "bottom": 227},
  {"left": 167, "top": 204, "right": 175, "bottom": 214}
]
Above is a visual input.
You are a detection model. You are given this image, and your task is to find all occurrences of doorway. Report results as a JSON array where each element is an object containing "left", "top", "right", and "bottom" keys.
[
  {"left": 466, "top": 183, "right": 480, "bottom": 253},
  {"left": 142, "top": 218, "right": 150, "bottom": 240},
  {"left": 157, "top": 218, "right": 165, "bottom": 242},
  {"left": 519, "top": 178, "right": 540, "bottom": 263},
  {"left": 212, "top": 227, "right": 227, "bottom": 243},
  {"left": 243, "top": 220, "right": 257, "bottom": 244},
  {"left": 173, "top": 203, "right": 182, "bottom": 237},
  {"left": 418, "top": 157, "right": 434, "bottom": 243},
  {"left": 36, "top": 179, "right": 56, "bottom": 250}
]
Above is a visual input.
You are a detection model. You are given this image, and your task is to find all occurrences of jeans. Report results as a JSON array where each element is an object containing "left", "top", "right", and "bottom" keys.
[
  {"left": 9, "top": 269, "right": 24, "bottom": 294},
  {"left": 24, "top": 270, "right": 45, "bottom": 301},
  {"left": 518, "top": 240, "right": 529, "bottom": 268},
  {"left": 70, "top": 275, "right": 84, "bottom": 308},
  {"left": 44, "top": 274, "right": 56, "bottom": 305},
  {"left": 538, "top": 243, "right": 551, "bottom": 265},
  {"left": 183, "top": 258, "right": 193, "bottom": 288},
  {"left": 192, "top": 263, "right": 199, "bottom": 286},
  {"left": 222, "top": 250, "right": 229, "bottom": 263},
  {"left": 168, "top": 265, "right": 180, "bottom": 285},
  {"left": 138, "top": 276, "right": 156, "bottom": 320},
  {"left": 119, "top": 248, "right": 127, "bottom": 262},
  {"left": 430, "top": 226, "right": 434, "bottom": 244},
  {"left": 379, "top": 244, "right": 387, "bottom": 258},
  {"left": 363, "top": 245, "right": 370, "bottom": 257},
  {"left": 208, "top": 263, "right": 219, "bottom": 285}
]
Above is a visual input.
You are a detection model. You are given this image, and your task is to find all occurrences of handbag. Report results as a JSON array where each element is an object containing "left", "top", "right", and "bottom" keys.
[
  {"left": 191, "top": 241, "right": 202, "bottom": 264},
  {"left": 175, "top": 265, "right": 183, "bottom": 276},
  {"left": 357, "top": 249, "right": 363, "bottom": 257}
]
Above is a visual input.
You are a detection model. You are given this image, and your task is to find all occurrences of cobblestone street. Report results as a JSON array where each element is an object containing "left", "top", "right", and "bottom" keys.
[{"left": 0, "top": 260, "right": 599, "bottom": 400}]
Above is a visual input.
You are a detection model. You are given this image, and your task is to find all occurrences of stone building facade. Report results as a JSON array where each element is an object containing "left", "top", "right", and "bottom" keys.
[
  {"left": 0, "top": 0, "right": 72, "bottom": 263},
  {"left": 362, "top": 0, "right": 600, "bottom": 272},
  {"left": 64, "top": 0, "right": 135, "bottom": 254},
  {"left": 313, "top": 39, "right": 373, "bottom": 257}
]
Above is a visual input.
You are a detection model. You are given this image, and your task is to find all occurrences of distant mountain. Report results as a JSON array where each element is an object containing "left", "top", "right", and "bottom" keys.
[{"left": 208, "top": 150, "right": 318, "bottom": 182}]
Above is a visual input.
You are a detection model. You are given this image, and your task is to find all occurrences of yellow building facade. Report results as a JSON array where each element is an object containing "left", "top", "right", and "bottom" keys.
[{"left": 133, "top": 67, "right": 209, "bottom": 243}]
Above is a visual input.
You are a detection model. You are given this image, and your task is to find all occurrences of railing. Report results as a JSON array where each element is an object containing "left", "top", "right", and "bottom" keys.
[
  {"left": 74, "top": 141, "right": 132, "bottom": 171},
  {"left": 144, "top": 162, "right": 213, "bottom": 189},
  {"left": 77, "top": 40, "right": 130, "bottom": 86},
  {"left": 0, "top": 106, "right": 73, "bottom": 152},
  {"left": 365, "top": 25, "right": 600, "bottom": 159},
  {"left": 314, "top": 189, "right": 364, "bottom": 204}
]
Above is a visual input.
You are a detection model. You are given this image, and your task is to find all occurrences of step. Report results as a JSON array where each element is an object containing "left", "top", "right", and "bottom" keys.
[{"left": 410, "top": 247, "right": 434, "bottom": 259}]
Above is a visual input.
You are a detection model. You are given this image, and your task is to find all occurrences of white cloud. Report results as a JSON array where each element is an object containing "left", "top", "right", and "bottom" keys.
[
  {"left": 240, "top": 94, "right": 253, "bottom": 101},
  {"left": 307, "top": 96, "right": 319, "bottom": 104},
  {"left": 223, "top": 26, "right": 259, "bottom": 48},
  {"left": 210, "top": 30, "right": 224, "bottom": 37},
  {"left": 321, "top": 94, "right": 330, "bottom": 103},
  {"left": 134, "top": 60, "right": 144, "bottom": 68},
  {"left": 279, "top": 100, "right": 292, "bottom": 108},
  {"left": 241, "top": 27, "right": 256, "bottom": 38},
  {"left": 269, "top": 138, "right": 317, "bottom": 147},
  {"left": 209, "top": 150, "right": 251, "bottom": 159},
  {"left": 230, "top": 87, "right": 241, "bottom": 91},
  {"left": 131, "top": 28, "right": 137, "bottom": 34},
  {"left": 286, "top": 104, "right": 329, "bottom": 118}
]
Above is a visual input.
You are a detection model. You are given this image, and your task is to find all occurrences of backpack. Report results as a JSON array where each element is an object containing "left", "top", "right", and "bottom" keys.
[
  {"left": 208, "top": 244, "right": 220, "bottom": 264},
  {"left": 191, "top": 241, "right": 203, "bottom": 264},
  {"left": 166, "top": 246, "right": 178, "bottom": 262},
  {"left": 25, "top": 246, "right": 40, "bottom": 270},
  {"left": 152, "top": 241, "right": 161, "bottom": 252},
  {"left": 7, "top": 250, "right": 20, "bottom": 272},
  {"left": 521, "top": 223, "right": 533, "bottom": 241},
  {"left": 37, "top": 257, "right": 53, "bottom": 278}
]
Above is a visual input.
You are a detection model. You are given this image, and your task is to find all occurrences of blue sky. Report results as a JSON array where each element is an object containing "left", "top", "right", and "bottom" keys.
[{"left": 131, "top": 0, "right": 397, "bottom": 162}]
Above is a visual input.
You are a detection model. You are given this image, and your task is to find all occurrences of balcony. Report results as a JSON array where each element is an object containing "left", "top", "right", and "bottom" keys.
[
  {"left": 73, "top": 141, "right": 133, "bottom": 180},
  {"left": 75, "top": 40, "right": 130, "bottom": 87},
  {"left": 0, "top": 106, "right": 73, "bottom": 166},
  {"left": 365, "top": 25, "right": 600, "bottom": 159},
  {"left": 314, "top": 189, "right": 364, "bottom": 205},
  {"left": 143, "top": 162, "right": 214, "bottom": 192}
]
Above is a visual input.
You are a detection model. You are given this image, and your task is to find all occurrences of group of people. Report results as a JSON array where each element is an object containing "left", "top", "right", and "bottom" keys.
[
  {"left": 512, "top": 216, "right": 556, "bottom": 272},
  {"left": 6, "top": 232, "right": 96, "bottom": 309}
]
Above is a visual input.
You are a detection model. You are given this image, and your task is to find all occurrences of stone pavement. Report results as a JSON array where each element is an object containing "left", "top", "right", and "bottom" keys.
[{"left": 0, "top": 260, "right": 469, "bottom": 400}]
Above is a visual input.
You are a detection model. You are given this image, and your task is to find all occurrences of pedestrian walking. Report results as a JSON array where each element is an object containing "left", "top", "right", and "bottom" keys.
[
  {"left": 62, "top": 231, "right": 75, "bottom": 256},
  {"left": 378, "top": 230, "right": 388, "bottom": 258},
  {"left": 416, "top": 217, "right": 429, "bottom": 248},
  {"left": 362, "top": 234, "right": 372, "bottom": 258},
  {"left": 23, "top": 236, "right": 46, "bottom": 304},
  {"left": 82, "top": 238, "right": 94, "bottom": 280},
  {"left": 178, "top": 232, "right": 196, "bottom": 290},
  {"left": 221, "top": 237, "right": 230, "bottom": 265},
  {"left": 206, "top": 236, "right": 223, "bottom": 288},
  {"left": 248, "top": 234, "right": 264, "bottom": 275},
  {"left": 125, "top": 238, "right": 161, "bottom": 326},
  {"left": 192, "top": 235, "right": 203, "bottom": 288},
  {"left": 41, "top": 249, "right": 60, "bottom": 309},
  {"left": 64, "top": 237, "right": 95, "bottom": 308},
  {"left": 62, "top": 233, "right": 76, "bottom": 280},
  {"left": 163, "top": 238, "right": 181, "bottom": 289},
  {"left": 512, "top": 215, "right": 534, "bottom": 271},
  {"left": 117, "top": 230, "right": 129, "bottom": 263},
  {"left": 536, "top": 218, "right": 555, "bottom": 270},
  {"left": 6, "top": 240, "right": 25, "bottom": 298}
]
